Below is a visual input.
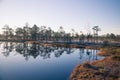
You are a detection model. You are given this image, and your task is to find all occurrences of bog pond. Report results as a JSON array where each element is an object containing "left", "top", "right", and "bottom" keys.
[{"left": 0, "top": 42, "right": 103, "bottom": 80}]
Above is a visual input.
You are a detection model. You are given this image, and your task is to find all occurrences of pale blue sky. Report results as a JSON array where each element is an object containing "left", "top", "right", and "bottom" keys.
[{"left": 0, "top": 0, "right": 120, "bottom": 34}]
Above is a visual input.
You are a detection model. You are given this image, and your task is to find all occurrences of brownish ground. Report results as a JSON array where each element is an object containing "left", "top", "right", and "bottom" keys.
[{"left": 70, "top": 47, "right": 120, "bottom": 80}]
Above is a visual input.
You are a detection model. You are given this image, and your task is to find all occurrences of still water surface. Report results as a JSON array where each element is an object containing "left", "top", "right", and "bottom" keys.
[{"left": 0, "top": 42, "right": 103, "bottom": 80}]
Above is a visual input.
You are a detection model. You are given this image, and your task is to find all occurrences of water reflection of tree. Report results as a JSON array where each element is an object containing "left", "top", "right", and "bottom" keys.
[
  {"left": 1, "top": 42, "right": 100, "bottom": 61},
  {"left": 65, "top": 47, "right": 74, "bottom": 54},
  {"left": 14, "top": 43, "right": 75, "bottom": 60},
  {"left": 1, "top": 42, "right": 14, "bottom": 57},
  {"left": 79, "top": 48, "right": 84, "bottom": 60},
  {"left": 86, "top": 49, "right": 92, "bottom": 62},
  {"left": 78, "top": 48, "right": 98, "bottom": 63},
  {"left": 55, "top": 47, "right": 65, "bottom": 57}
]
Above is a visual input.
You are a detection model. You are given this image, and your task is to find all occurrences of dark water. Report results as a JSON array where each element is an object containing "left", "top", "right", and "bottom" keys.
[{"left": 0, "top": 42, "right": 103, "bottom": 80}]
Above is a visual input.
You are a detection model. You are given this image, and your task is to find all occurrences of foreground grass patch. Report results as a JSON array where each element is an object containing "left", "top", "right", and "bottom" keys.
[{"left": 70, "top": 47, "right": 120, "bottom": 80}]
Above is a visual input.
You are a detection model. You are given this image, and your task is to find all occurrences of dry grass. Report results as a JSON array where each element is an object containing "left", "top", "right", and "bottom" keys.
[
  {"left": 98, "top": 47, "right": 120, "bottom": 56},
  {"left": 70, "top": 47, "right": 120, "bottom": 80}
]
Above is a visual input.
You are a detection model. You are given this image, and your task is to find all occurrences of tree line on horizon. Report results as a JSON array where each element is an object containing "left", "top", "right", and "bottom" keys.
[{"left": 0, "top": 23, "right": 120, "bottom": 43}]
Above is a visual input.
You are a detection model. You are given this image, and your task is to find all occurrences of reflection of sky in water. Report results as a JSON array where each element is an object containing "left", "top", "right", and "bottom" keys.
[{"left": 0, "top": 42, "right": 103, "bottom": 80}]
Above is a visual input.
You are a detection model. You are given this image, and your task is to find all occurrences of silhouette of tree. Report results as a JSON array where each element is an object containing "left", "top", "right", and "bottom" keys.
[
  {"left": 47, "top": 27, "right": 52, "bottom": 41},
  {"left": 2, "top": 25, "right": 14, "bottom": 41},
  {"left": 15, "top": 27, "right": 23, "bottom": 41},
  {"left": 110, "top": 33, "right": 116, "bottom": 40},
  {"left": 1, "top": 23, "right": 120, "bottom": 44},
  {"left": 86, "top": 34, "right": 92, "bottom": 42},
  {"left": 31, "top": 24, "right": 39, "bottom": 41},
  {"left": 58, "top": 26, "right": 65, "bottom": 41},
  {"left": 23, "top": 23, "right": 31, "bottom": 41},
  {"left": 92, "top": 26, "right": 101, "bottom": 43},
  {"left": 71, "top": 29, "right": 75, "bottom": 41},
  {"left": 79, "top": 31, "right": 85, "bottom": 44}
]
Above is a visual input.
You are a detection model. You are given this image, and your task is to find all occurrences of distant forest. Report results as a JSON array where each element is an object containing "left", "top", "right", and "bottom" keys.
[{"left": 0, "top": 23, "right": 120, "bottom": 43}]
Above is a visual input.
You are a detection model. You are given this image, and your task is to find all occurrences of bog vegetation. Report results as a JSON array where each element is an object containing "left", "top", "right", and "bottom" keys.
[
  {"left": 0, "top": 23, "right": 120, "bottom": 44},
  {"left": 70, "top": 47, "right": 120, "bottom": 80}
]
